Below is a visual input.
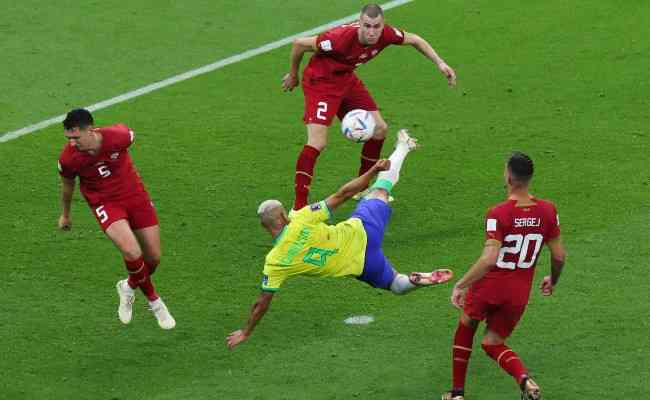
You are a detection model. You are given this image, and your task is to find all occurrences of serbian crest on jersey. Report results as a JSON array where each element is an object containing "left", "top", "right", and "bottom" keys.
[
  {"left": 320, "top": 40, "right": 333, "bottom": 51},
  {"left": 110, "top": 152, "right": 120, "bottom": 160}
]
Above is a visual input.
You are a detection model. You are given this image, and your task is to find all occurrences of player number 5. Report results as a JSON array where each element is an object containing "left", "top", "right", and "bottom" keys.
[
  {"left": 496, "top": 233, "right": 544, "bottom": 270},
  {"left": 98, "top": 165, "right": 111, "bottom": 178},
  {"left": 316, "top": 101, "right": 328, "bottom": 120},
  {"left": 95, "top": 205, "right": 108, "bottom": 223}
]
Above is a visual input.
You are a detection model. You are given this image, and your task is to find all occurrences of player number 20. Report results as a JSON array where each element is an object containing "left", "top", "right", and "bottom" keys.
[{"left": 496, "top": 233, "right": 544, "bottom": 270}]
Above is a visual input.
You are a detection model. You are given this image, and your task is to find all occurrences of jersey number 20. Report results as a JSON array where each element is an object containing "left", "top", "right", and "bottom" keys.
[{"left": 496, "top": 233, "right": 543, "bottom": 270}]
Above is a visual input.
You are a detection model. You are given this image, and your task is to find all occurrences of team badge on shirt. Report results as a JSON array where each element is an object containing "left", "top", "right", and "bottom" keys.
[
  {"left": 310, "top": 203, "right": 322, "bottom": 211},
  {"left": 110, "top": 152, "right": 120, "bottom": 160},
  {"left": 320, "top": 40, "right": 333, "bottom": 51}
]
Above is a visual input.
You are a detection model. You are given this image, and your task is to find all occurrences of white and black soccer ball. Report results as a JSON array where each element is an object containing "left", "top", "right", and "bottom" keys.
[{"left": 341, "top": 109, "right": 376, "bottom": 143}]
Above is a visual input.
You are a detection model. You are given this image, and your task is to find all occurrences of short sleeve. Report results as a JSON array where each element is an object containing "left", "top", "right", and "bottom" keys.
[
  {"left": 58, "top": 155, "right": 76, "bottom": 179},
  {"left": 100, "top": 124, "right": 134, "bottom": 153},
  {"left": 289, "top": 200, "right": 332, "bottom": 224},
  {"left": 261, "top": 268, "right": 287, "bottom": 292},
  {"left": 485, "top": 208, "right": 505, "bottom": 242},
  {"left": 316, "top": 28, "right": 341, "bottom": 54},
  {"left": 547, "top": 203, "right": 561, "bottom": 240},
  {"left": 383, "top": 25, "right": 405, "bottom": 45}
]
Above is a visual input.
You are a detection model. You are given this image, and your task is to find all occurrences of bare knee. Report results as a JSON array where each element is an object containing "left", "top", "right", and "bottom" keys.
[
  {"left": 307, "top": 124, "right": 328, "bottom": 151},
  {"left": 373, "top": 120, "right": 388, "bottom": 140},
  {"left": 144, "top": 253, "right": 161, "bottom": 268},
  {"left": 121, "top": 246, "right": 143, "bottom": 262},
  {"left": 481, "top": 330, "right": 505, "bottom": 347}
]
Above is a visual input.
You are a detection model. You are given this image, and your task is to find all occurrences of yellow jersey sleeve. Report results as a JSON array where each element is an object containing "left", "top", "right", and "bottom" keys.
[
  {"left": 261, "top": 263, "right": 289, "bottom": 292},
  {"left": 289, "top": 200, "right": 332, "bottom": 225}
]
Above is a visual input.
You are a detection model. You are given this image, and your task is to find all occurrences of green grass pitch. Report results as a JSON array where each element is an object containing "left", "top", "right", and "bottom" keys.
[{"left": 1, "top": 1, "right": 649, "bottom": 399}]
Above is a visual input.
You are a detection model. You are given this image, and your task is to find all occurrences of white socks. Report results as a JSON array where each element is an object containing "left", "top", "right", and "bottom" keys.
[{"left": 389, "top": 273, "right": 417, "bottom": 295}]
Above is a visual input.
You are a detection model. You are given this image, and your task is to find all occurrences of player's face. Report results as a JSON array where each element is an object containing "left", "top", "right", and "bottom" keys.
[
  {"left": 358, "top": 14, "right": 384, "bottom": 45},
  {"left": 64, "top": 127, "right": 92, "bottom": 151}
]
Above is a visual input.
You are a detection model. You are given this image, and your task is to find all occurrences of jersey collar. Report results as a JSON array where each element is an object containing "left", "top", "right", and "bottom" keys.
[{"left": 272, "top": 225, "right": 288, "bottom": 246}]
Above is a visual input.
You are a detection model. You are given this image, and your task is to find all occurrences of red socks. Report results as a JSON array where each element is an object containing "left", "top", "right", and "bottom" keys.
[
  {"left": 482, "top": 343, "right": 528, "bottom": 384},
  {"left": 124, "top": 256, "right": 159, "bottom": 301},
  {"left": 146, "top": 259, "right": 159, "bottom": 276},
  {"left": 294, "top": 145, "right": 321, "bottom": 210},
  {"left": 452, "top": 322, "right": 477, "bottom": 391},
  {"left": 358, "top": 138, "right": 385, "bottom": 176}
]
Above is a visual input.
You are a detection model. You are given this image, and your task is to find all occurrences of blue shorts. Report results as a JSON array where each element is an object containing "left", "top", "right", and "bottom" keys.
[{"left": 351, "top": 199, "right": 396, "bottom": 290}]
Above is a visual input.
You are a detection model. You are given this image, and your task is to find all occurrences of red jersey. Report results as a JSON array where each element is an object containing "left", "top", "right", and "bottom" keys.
[
  {"left": 304, "top": 22, "right": 405, "bottom": 79},
  {"left": 478, "top": 198, "right": 561, "bottom": 304},
  {"left": 58, "top": 124, "right": 146, "bottom": 206}
]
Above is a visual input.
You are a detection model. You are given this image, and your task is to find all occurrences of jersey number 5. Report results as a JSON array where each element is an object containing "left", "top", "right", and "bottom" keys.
[
  {"left": 95, "top": 205, "right": 109, "bottom": 224},
  {"left": 496, "top": 233, "right": 543, "bottom": 270},
  {"left": 98, "top": 165, "right": 111, "bottom": 178}
]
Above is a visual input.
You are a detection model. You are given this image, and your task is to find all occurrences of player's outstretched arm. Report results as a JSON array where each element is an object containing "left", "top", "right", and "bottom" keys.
[
  {"left": 325, "top": 159, "right": 391, "bottom": 212},
  {"left": 540, "top": 237, "right": 566, "bottom": 296},
  {"left": 226, "top": 291, "right": 274, "bottom": 350},
  {"left": 402, "top": 32, "right": 456, "bottom": 87},
  {"left": 451, "top": 240, "right": 500, "bottom": 308},
  {"left": 282, "top": 36, "right": 317, "bottom": 92},
  {"left": 58, "top": 176, "right": 75, "bottom": 231}
]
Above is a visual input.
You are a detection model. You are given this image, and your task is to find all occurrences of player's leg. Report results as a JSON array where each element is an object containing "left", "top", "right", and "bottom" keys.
[
  {"left": 294, "top": 123, "right": 326, "bottom": 210},
  {"left": 133, "top": 225, "right": 161, "bottom": 275},
  {"left": 295, "top": 84, "right": 342, "bottom": 210},
  {"left": 338, "top": 77, "right": 387, "bottom": 177},
  {"left": 349, "top": 194, "right": 442, "bottom": 294},
  {"left": 481, "top": 305, "right": 538, "bottom": 399},
  {"left": 129, "top": 197, "right": 175, "bottom": 330},
  {"left": 91, "top": 203, "right": 141, "bottom": 324},
  {"left": 362, "top": 128, "right": 419, "bottom": 202},
  {"left": 104, "top": 219, "right": 148, "bottom": 325},
  {"left": 443, "top": 288, "right": 488, "bottom": 400}
]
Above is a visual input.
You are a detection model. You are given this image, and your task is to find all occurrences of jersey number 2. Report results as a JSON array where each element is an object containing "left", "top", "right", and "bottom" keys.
[
  {"left": 496, "top": 233, "right": 543, "bottom": 269},
  {"left": 316, "top": 101, "right": 328, "bottom": 120}
]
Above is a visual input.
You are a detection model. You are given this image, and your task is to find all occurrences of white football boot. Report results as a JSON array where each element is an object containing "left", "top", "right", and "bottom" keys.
[
  {"left": 149, "top": 298, "right": 176, "bottom": 330},
  {"left": 396, "top": 128, "right": 419, "bottom": 151},
  {"left": 116, "top": 279, "right": 135, "bottom": 324}
]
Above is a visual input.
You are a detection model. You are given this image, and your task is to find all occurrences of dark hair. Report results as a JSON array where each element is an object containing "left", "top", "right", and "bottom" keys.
[
  {"left": 361, "top": 4, "right": 384, "bottom": 18},
  {"left": 63, "top": 108, "right": 94, "bottom": 130},
  {"left": 507, "top": 151, "right": 534, "bottom": 183}
]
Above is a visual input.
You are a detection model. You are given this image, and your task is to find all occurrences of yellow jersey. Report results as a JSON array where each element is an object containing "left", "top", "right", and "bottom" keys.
[{"left": 261, "top": 201, "right": 367, "bottom": 292}]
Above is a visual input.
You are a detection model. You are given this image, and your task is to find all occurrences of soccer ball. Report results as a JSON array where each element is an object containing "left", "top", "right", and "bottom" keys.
[{"left": 341, "top": 109, "right": 375, "bottom": 143}]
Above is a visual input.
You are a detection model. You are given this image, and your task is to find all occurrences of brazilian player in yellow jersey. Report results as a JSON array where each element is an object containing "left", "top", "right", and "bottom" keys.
[{"left": 227, "top": 129, "right": 453, "bottom": 349}]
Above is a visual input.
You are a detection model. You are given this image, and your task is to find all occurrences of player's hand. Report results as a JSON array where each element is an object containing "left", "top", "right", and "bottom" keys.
[
  {"left": 540, "top": 276, "right": 554, "bottom": 296},
  {"left": 373, "top": 159, "right": 391, "bottom": 172},
  {"left": 437, "top": 62, "right": 456, "bottom": 87},
  {"left": 58, "top": 215, "right": 72, "bottom": 231},
  {"left": 226, "top": 329, "right": 248, "bottom": 350},
  {"left": 282, "top": 73, "right": 299, "bottom": 91},
  {"left": 451, "top": 284, "right": 467, "bottom": 309}
]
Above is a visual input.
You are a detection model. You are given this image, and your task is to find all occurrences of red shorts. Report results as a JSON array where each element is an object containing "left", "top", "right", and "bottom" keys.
[
  {"left": 463, "top": 282, "right": 528, "bottom": 339},
  {"left": 89, "top": 193, "right": 158, "bottom": 232},
  {"left": 302, "top": 73, "right": 378, "bottom": 126}
]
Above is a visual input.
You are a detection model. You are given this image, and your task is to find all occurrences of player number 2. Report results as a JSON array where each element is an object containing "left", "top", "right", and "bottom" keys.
[
  {"left": 95, "top": 205, "right": 108, "bottom": 223},
  {"left": 316, "top": 101, "right": 328, "bottom": 120},
  {"left": 496, "top": 233, "right": 544, "bottom": 270},
  {"left": 98, "top": 165, "right": 111, "bottom": 178}
]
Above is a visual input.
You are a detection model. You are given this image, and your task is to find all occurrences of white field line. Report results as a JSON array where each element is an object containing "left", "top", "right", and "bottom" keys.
[{"left": 0, "top": 0, "right": 414, "bottom": 143}]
